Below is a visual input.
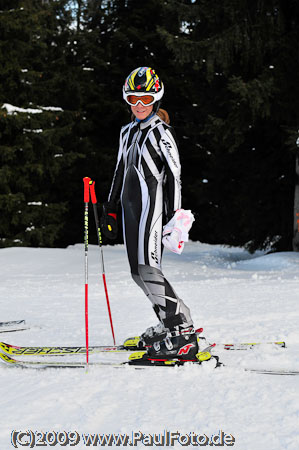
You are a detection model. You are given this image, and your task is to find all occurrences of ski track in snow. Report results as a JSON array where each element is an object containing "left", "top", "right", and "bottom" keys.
[{"left": 1, "top": 242, "right": 299, "bottom": 449}]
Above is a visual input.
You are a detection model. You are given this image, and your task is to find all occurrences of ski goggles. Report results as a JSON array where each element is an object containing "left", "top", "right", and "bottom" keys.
[{"left": 124, "top": 94, "right": 156, "bottom": 106}]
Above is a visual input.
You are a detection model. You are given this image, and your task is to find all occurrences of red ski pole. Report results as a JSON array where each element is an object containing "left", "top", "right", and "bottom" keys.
[
  {"left": 90, "top": 180, "right": 116, "bottom": 345},
  {"left": 83, "top": 176, "right": 91, "bottom": 365}
]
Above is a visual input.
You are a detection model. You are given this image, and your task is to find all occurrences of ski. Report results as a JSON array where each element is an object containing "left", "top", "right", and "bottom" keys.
[
  {"left": 0, "top": 327, "right": 30, "bottom": 334},
  {"left": 0, "top": 346, "right": 217, "bottom": 370},
  {"left": 0, "top": 352, "right": 125, "bottom": 369},
  {"left": 244, "top": 368, "right": 299, "bottom": 376},
  {"left": 0, "top": 320, "right": 29, "bottom": 333},
  {"left": 0, "top": 342, "right": 129, "bottom": 356},
  {"left": 0, "top": 339, "right": 286, "bottom": 357},
  {"left": 221, "top": 341, "right": 285, "bottom": 350},
  {"left": 0, "top": 351, "right": 297, "bottom": 375},
  {"left": 122, "top": 335, "right": 286, "bottom": 352},
  {"left": 0, "top": 320, "right": 26, "bottom": 328}
]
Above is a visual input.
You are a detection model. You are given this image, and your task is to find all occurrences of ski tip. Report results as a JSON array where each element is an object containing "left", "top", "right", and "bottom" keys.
[
  {"left": 195, "top": 328, "right": 203, "bottom": 334},
  {"left": 0, "top": 351, "right": 19, "bottom": 366},
  {"left": 1, "top": 342, "right": 21, "bottom": 350}
]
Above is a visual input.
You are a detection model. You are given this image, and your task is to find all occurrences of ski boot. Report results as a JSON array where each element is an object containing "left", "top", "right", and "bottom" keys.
[
  {"left": 128, "top": 327, "right": 216, "bottom": 367},
  {"left": 148, "top": 328, "right": 199, "bottom": 360},
  {"left": 123, "top": 326, "right": 205, "bottom": 351}
]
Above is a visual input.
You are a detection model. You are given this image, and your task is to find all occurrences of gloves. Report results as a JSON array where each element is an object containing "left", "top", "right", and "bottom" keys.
[
  {"left": 100, "top": 201, "right": 118, "bottom": 240},
  {"left": 162, "top": 209, "right": 195, "bottom": 254}
]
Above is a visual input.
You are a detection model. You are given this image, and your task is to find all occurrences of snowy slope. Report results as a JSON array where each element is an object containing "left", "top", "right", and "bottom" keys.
[{"left": 1, "top": 243, "right": 299, "bottom": 449}]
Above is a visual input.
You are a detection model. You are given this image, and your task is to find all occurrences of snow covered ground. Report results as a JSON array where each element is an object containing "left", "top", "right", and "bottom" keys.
[{"left": 1, "top": 242, "right": 299, "bottom": 449}]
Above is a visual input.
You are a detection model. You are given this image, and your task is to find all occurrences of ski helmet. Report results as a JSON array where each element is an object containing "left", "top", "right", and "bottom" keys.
[{"left": 123, "top": 67, "right": 164, "bottom": 107}]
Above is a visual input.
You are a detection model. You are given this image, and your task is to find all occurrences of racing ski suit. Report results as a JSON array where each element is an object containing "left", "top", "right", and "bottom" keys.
[{"left": 108, "top": 114, "right": 193, "bottom": 330}]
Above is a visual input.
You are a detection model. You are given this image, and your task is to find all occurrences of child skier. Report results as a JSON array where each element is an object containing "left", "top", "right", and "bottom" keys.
[{"left": 100, "top": 67, "right": 197, "bottom": 360}]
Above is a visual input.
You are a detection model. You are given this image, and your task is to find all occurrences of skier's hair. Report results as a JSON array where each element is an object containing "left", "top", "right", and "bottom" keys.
[{"left": 157, "top": 108, "right": 170, "bottom": 124}]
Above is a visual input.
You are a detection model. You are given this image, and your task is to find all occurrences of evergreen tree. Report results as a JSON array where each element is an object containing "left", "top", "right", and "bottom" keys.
[
  {"left": 0, "top": 0, "right": 85, "bottom": 247},
  {"left": 158, "top": 0, "right": 299, "bottom": 251}
]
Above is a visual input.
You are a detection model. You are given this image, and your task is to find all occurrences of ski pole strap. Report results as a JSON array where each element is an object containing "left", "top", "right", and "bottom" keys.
[
  {"left": 83, "top": 177, "right": 92, "bottom": 203},
  {"left": 89, "top": 180, "right": 97, "bottom": 204}
]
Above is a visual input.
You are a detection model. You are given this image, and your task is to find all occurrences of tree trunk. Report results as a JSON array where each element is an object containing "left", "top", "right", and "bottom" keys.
[{"left": 293, "top": 155, "right": 299, "bottom": 251}]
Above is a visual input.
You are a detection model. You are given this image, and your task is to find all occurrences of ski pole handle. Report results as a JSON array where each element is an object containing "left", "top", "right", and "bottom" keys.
[
  {"left": 83, "top": 176, "right": 91, "bottom": 203},
  {"left": 90, "top": 180, "right": 97, "bottom": 204},
  {"left": 90, "top": 180, "right": 102, "bottom": 247}
]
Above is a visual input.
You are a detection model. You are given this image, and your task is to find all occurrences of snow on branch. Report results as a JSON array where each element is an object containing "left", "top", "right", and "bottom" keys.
[{"left": 1, "top": 103, "right": 63, "bottom": 115}]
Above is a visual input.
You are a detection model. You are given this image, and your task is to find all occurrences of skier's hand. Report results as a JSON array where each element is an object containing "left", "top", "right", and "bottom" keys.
[{"left": 100, "top": 201, "right": 118, "bottom": 240}]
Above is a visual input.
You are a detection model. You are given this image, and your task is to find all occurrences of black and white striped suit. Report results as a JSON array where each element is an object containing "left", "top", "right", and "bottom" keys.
[{"left": 108, "top": 114, "right": 193, "bottom": 330}]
